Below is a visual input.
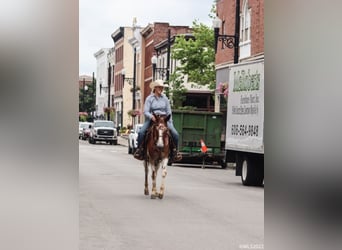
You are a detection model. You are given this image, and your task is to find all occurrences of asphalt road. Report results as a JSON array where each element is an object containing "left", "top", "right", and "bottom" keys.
[{"left": 79, "top": 138, "right": 264, "bottom": 250}]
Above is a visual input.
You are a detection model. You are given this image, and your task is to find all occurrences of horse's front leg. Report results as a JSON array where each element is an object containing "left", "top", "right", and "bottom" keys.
[
  {"left": 150, "top": 165, "right": 158, "bottom": 199},
  {"left": 158, "top": 158, "right": 168, "bottom": 199},
  {"left": 144, "top": 161, "right": 149, "bottom": 195}
]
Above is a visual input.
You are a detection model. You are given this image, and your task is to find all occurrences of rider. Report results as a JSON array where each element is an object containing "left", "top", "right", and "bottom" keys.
[{"left": 134, "top": 79, "right": 182, "bottom": 162}]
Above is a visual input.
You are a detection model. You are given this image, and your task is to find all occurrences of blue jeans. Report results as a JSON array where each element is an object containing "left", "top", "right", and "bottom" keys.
[{"left": 137, "top": 119, "right": 179, "bottom": 149}]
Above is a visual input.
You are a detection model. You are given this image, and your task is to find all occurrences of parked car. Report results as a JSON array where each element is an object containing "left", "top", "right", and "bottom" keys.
[
  {"left": 79, "top": 122, "right": 92, "bottom": 139},
  {"left": 88, "top": 120, "right": 118, "bottom": 145},
  {"left": 128, "top": 123, "right": 143, "bottom": 154},
  {"left": 81, "top": 123, "right": 93, "bottom": 140}
]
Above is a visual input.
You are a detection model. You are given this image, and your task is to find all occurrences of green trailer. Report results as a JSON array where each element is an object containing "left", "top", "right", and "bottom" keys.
[{"left": 172, "top": 110, "right": 226, "bottom": 168}]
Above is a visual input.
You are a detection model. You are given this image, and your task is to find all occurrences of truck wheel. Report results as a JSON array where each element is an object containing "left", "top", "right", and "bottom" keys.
[
  {"left": 89, "top": 137, "right": 95, "bottom": 144},
  {"left": 241, "top": 155, "right": 263, "bottom": 186},
  {"left": 113, "top": 140, "right": 118, "bottom": 145},
  {"left": 220, "top": 159, "right": 227, "bottom": 169}
]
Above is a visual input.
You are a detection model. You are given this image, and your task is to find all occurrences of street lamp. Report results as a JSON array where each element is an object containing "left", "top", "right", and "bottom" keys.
[
  {"left": 213, "top": 0, "right": 240, "bottom": 64},
  {"left": 92, "top": 72, "right": 96, "bottom": 120},
  {"left": 151, "top": 29, "right": 171, "bottom": 81}
]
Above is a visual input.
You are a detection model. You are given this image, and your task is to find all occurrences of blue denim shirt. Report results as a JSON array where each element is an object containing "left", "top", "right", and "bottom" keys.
[{"left": 144, "top": 93, "right": 172, "bottom": 120}]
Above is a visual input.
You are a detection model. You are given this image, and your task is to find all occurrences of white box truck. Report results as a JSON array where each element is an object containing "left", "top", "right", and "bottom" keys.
[{"left": 224, "top": 59, "right": 264, "bottom": 186}]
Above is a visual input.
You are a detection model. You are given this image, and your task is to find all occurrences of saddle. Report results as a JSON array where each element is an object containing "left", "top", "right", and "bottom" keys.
[{"left": 134, "top": 114, "right": 180, "bottom": 161}]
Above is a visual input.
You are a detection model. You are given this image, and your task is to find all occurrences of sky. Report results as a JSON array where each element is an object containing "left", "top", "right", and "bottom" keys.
[{"left": 79, "top": 0, "right": 215, "bottom": 76}]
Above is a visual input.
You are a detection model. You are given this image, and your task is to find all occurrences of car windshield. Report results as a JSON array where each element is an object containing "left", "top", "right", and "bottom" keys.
[
  {"left": 94, "top": 121, "right": 114, "bottom": 128},
  {"left": 80, "top": 123, "right": 90, "bottom": 128}
]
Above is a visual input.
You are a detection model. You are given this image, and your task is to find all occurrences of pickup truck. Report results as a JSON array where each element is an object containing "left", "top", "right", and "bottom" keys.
[{"left": 88, "top": 120, "right": 118, "bottom": 145}]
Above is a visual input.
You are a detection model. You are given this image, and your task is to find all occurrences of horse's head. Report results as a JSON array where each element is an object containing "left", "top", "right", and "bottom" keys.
[{"left": 151, "top": 114, "right": 170, "bottom": 149}]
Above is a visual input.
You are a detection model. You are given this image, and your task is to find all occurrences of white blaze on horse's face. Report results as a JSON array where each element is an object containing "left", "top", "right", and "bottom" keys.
[
  {"left": 156, "top": 122, "right": 166, "bottom": 148},
  {"left": 156, "top": 126, "right": 164, "bottom": 148}
]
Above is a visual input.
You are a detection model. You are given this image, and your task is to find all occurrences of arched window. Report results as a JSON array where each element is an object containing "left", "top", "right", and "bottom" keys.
[{"left": 240, "top": 0, "right": 251, "bottom": 58}]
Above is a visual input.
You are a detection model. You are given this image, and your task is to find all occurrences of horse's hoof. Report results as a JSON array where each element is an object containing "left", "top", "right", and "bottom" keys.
[
  {"left": 144, "top": 190, "right": 149, "bottom": 195},
  {"left": 158, "top": 193, "right": 164, "bottom": 199},
  {"left": 151, "top": 194, "right": 157, "bottom": 199}
]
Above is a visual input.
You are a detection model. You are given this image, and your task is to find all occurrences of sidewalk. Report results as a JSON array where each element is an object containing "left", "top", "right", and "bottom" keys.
[{"left": 118, "top": 135, "right": 128, "bottom": 147}]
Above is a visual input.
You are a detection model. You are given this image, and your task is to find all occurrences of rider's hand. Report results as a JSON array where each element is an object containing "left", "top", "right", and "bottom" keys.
[{"left": 151, "top": 116, "right": 156, "bottom": 122}]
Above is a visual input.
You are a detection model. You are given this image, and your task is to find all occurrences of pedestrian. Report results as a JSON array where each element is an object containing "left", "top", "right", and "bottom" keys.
[{"left": 134, "top": 79, "right": 182, "bottom": 162}]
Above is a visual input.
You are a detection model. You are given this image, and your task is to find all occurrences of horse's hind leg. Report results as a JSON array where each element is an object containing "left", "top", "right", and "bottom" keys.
[
  {"left": 144, "top": 161, "right": 149, "bottom": 195},
  {"left": 158, "top": 159, "right": 168, "bottom": 199}
]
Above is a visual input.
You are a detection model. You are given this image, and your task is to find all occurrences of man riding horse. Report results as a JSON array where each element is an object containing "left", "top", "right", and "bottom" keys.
[{"left": 134, "top": 79, "right": 182, "bottom": 162}]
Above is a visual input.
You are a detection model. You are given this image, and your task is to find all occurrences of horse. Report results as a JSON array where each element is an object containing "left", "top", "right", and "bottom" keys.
[{"left": 143, "top": 114, "right": 171, "bottom": 199}]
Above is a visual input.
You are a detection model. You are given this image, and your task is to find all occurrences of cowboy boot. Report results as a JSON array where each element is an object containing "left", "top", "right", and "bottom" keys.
[
  {"left": 133, "top": 144, "right": 144, "bottom": 161},
  {"left": 172, "top": 148, "right": 182, "bottom": 161}
]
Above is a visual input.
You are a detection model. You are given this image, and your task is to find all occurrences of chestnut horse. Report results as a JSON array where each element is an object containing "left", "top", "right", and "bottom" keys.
[{"left": 143, "top": 114, "right": 171, "bottom": 199}]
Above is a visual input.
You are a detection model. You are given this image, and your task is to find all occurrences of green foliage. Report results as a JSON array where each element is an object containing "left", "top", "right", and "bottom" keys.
[
  {"left": 79, "top": 78, "right": 96, "bottom": 114},
  {"left": 177, "top": 106, "right": 196, "bottom": 111},
  {"left": 167, "top": 72, "right": 187, "bottom": 109},
  {"left": 79, "top": 114, "right": 87, "bottom": 122},
  {"left": 171, "top": 19, "right": 216, "bottom": 90}
]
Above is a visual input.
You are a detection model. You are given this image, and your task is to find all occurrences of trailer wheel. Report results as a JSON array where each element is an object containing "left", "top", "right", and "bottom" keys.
[{"left": 241, "top": 155, "right": 263, "bottom": 186}]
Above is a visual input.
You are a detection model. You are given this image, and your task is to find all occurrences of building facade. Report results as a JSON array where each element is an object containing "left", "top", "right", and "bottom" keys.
[
  {"left": 153, "top": 31, "right": 214, "bottom": 111},
  {"left": 215, "top": 0, "right": 264, "bottom": 111},
  {"left": 140, "top": 23, "right": 194, "bottom": 116},
  {"left": 94, "top": 48, "right": 111, "bottom": 118},
  {"left": 111, "top": 26, "right": 138, "bottom": 129}
]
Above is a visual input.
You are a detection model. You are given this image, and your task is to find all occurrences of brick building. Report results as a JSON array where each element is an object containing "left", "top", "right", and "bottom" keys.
[
  {"left": 140, "top": 23, "right": 192, "bottom": 106},
  {"left": 215, "top": 0, "right": 264, "bottom": 111}
]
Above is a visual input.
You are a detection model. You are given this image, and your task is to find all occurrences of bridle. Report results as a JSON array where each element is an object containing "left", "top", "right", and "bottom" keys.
[{"left": 152, "top": 115, "right": 169, "bottom": 148}]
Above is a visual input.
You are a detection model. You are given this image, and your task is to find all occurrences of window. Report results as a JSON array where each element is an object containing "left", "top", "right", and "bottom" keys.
[{"left": 240, "top": 0, "right": 251, "bottom": 58}]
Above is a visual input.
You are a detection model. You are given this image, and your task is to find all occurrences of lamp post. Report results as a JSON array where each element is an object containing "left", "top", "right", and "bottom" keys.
[
  {"left": 107, "top": 63, "right": 111, "bottom": 120},
  {"left": 213, "top": 0, "right": 240, "bottom": 64},
  {"left": 92, "top": 72, "right": 96, "bottom": 120},
  {"left": 151, "top": 29, "right": 171, "bottom": 82}
]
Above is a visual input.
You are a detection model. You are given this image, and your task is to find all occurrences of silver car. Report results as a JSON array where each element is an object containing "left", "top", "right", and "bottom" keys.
[{"left": 79, "top": 122, "right": 92, "bottom": 139}]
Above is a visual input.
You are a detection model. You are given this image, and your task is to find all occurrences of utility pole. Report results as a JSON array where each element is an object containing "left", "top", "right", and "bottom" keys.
[{"left": 107, "top": 63, "right": 111, "bottom": 121}]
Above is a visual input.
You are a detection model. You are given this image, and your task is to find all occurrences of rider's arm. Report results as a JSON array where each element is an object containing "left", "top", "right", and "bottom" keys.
[
  {"left": 144, "top": 96, "right": 153, "bottom": 120},
  {"left": 165, "top": 97, "right": 172, "bottom": 116}
]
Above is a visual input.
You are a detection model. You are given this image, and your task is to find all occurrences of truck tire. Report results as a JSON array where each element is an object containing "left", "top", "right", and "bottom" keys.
[
  {"left": 241, "top": 155, "right": 264, "bottom": 186},
  {"left": 220, "top": 159, "right": 227, "bottom": 169},
  {"left": 89, "top": 137, "right": 95, "bottom": 144}
]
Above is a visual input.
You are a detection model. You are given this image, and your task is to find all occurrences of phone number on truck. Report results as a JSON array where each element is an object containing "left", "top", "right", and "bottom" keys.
[{"left": 231, "top": 124, "right": 259, "bottom": 137}]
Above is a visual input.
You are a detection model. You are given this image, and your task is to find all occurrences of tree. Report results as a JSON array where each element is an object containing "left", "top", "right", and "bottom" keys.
[
  {"left": 79, "top": 78, "right": 96, "bottom": 120},
  {"left": 171, "top": 19, "right": 216, "bottom": 90},
  {"left": 166, "top": 72, "right": 187, "bottom": 109}
]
